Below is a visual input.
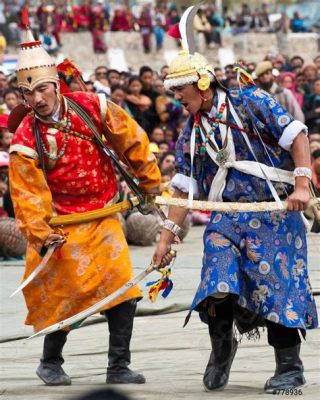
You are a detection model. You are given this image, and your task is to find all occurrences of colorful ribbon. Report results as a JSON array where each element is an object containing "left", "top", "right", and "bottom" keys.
[{"left": 146, "top": 268, "right": 173, "bottom": 303}]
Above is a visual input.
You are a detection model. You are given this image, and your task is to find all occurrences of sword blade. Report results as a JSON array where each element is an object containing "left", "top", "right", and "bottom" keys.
[
  {"left": 27, "top": 262, "right": 156, "bottom": 340},
  {"left": 10, "top": 244, "right": 56, "bottom": 298}
]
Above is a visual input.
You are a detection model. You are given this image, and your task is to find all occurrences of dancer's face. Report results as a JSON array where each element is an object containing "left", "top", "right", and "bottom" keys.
[
  {"left": 22, "top": 82, "right": 59, "bottom": 118},
  {"left": 173, "top": 84, "right": 213, "bottom": 114}
]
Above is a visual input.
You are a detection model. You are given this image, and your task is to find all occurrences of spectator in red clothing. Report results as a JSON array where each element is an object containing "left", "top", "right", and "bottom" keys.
[
  {"left": 89, "top": 0, "right": 108, "bottom": 53},
  {"left": 138, "top": 6, "right": 153, "bottom": 54},
  {"left": 278, "top": 72, "right": 304, "bottom": 108},
  {"left": 111, "top": 8, "right": 131, "bottom": 32}
]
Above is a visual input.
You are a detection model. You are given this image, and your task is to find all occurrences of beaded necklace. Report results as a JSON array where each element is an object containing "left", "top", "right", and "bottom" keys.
[
  {"left": 40, "top": 105, "right": 72, "bottom": 161},
  {"left": 194, "top": 101, "right": 229, "bottom": 164}
]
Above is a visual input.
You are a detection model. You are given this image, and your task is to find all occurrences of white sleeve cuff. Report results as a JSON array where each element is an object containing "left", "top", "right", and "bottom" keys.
[
  {"left": 171, "top": 173, "right": 199, "bottom": 198},
  {"left": 278, "top": 120, "right": 308, "bottom": 151}
]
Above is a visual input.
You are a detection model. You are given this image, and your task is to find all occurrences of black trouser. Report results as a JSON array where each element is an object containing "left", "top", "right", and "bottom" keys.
[{"left": 266, "top": 320, "right": 301, "bottom": 349}]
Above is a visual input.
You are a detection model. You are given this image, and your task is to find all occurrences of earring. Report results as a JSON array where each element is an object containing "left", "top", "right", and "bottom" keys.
[{"left": 197, "top": 74, "right": 211, "bottom": 91}]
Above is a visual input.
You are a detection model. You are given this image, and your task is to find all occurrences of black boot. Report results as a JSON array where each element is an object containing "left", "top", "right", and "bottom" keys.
[
  {"left": 104, "top": 300, "right": 145, "bottom": 384},
  {"left": 264, "top": 345, "right": 306, "bottom": 394},
  {"left": 36, "top": 330, "right": 71, "bottom": 386},
  {"left": 203, "top": 297, "right": 237, "bottom": 391}
]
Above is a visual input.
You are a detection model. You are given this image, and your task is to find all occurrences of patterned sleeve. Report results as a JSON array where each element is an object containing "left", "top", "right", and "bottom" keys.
[
  {"left": 243, "top": 88, "right": 307, "bottom": 151},
  {"left": 102, "top": 100, "right": 161, "bottom": 193},
  {"left": 9, "top": 153, "right": 54, "bottom": 253}
]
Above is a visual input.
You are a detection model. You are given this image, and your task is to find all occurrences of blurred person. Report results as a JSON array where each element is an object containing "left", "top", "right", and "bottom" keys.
[
  {"left": 303, "top": 78, "right": 320, "bottom": 132},
  {"left": 246, "top": 62, "right": 257, "bottom": 74},
  {"left": 95, "top": 65, "right": 108, "bottom": 81},
  {"left": 290, "top": 56, "right": 304, "bottom": 72},
  {"left": 205, "top": 5, "right": 223, "bottom": 45},
  {"left": 158, "top": 150, "right": 175, "bottom": 173},
  {"left": 158, "top": 140, "right": 169, "bottom": 156},
  {"left": 3, "top": 88, "right": 22, "bottom": 114},
  {"left": 138, "top": 6, "right": 153, "bottom": 54},
  {"left": 126, "top": 76, "right": 151, "bottom": 133},
  {"left": 154, "top": 78, "right": 184, "bottom": 138},
  {"left": 295, "top": 72, "right": 307, "bottom": 97},
  {"left": 149, "top": 126, "right": 165, "bottom": 144},
  {"left": 163, "top": 126, "right": 176, "bottom": 150},
  {"left": 139, "top": 66, "right": 157, "bottom": 101},
  {"left": 309, "top": 130, "right": 320, "bottom": 154},
  {"left": 0, "top": 71, "right": 9, "bottom": 100},
  {"left": 311, "top": 149, "right": 320, "bottom": 194},
  {"left": 194, "top": 7, "right": 214, "bottom": 49},
  {"left": 302, "top": 63, "right": 318, "bottom": 96},
  {"left": 0, "top": 114, "right": 12, "bottom": 152},
  {"left": 224, "top": 64, "right": 237, "bottom": 81},
  {"left": 272, "top": 54, "right": 290, "bottom": 73},
  {"left": 89, "top": 0, "right": 108, "bottom": 53},
  {"left": 154, "top": 17, "right": 165, "bottom": 51},
  {"left": 214, "top": 68, "right": 224, "bottom": 82},
  {"left": 260, "top": 3, "right": 270, "bottom": 29},
  {"left": 160, "top": 166, "right": 175, "bottom": 198},
  {"left": 154, "top": 6, "right": 317, "bottom": 394},
  {"left": 255, "top": 61, "right": 305, "bottom": 122},
  {"left": 278, "top": 72, "right": 303, "bottom": 108},
  {"left": 139, "top": 66, "right": 160, "bottom": 133},
  {"left": 39, "top": 24, "right": 59, "bottom": 55},
  {"left": 167, "top": 7, "right": 180, "bottom": 31},
  {"left": 160, "top": 65, "right": 169, "bottom": 80},
  {"left": 110, "top": 85, "right": 126, "bottom": 107},
  {"left": 111, "top": 8, "right": 131, "bottom": 32},
  {"left": 9, "top": 28, "right": 161, "bottom": 387},
  {"left": 149, "top": 141, "right": 160, "bottom": 162},
  {"left": 107, "top": 70, "right": 121, "bottom": 87},
  {"left": 290, "top": 11, "right": 306, "bottom": 33}
]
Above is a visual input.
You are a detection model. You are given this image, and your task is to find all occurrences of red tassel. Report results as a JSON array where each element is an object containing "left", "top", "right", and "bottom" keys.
[
  {"left": 168, "top": 23, "right": 181, "bottom": 40},
  {"left": 21, "top": 6, "right": 29, "bottom": 28}
]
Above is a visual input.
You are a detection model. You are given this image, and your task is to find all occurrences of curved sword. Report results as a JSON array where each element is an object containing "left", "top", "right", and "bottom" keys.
[
  {"left": 10, "top": 241, "right": 61, "bottom": 298},
  {"left": 26, "top": 255, "right": 175, "bottom": 340}
]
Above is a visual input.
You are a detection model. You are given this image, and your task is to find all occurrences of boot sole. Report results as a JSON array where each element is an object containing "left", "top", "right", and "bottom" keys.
[{"left": 36, "top": 370, "right": 72, "bottom": 386}]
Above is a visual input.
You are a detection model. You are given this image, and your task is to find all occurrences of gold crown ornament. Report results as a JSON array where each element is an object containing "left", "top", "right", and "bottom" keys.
[
  {"left": 16, "top": 29, "right": 59, "bottom": 91},
  {"left": 164, "top": 5, "right": 215, "bottom": 91}
]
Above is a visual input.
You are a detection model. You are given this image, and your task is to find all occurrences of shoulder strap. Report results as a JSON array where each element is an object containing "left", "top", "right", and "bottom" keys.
[{"left": 33, "top": 119, "right": 47, "bottom": 178}]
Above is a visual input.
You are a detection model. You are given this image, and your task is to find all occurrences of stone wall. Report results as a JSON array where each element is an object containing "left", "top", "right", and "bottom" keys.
[{"left": 59, "top": 31, "right": 319, "bottom": 73}]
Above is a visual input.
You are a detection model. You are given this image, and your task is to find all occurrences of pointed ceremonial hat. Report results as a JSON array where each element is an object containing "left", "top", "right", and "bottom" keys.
[
  {"left": 164, "top": 5, "right": 215, "bottom": 91},
  {"left": 16, "top": 29, "right": 59, "bottom": 91}
]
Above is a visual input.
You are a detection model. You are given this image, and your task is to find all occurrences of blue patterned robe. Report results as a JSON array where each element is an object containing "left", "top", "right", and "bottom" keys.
[{"left": 176, "top": 86, "right": 318, "bottom": 331}]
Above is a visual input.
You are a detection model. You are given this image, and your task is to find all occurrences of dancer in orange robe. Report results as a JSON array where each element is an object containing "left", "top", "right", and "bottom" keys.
[{"left": 9, "top": 29, "right": 163, "bottom": 386}]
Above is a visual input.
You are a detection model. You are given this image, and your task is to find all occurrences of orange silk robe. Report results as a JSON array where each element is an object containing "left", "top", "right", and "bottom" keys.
[{"left": 9, "top": 92, "right": 161, "bottom": 332}]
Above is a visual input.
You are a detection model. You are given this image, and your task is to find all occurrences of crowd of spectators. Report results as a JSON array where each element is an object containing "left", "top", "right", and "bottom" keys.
[
  {"left": 0, "top": 1, "right": 318, "bottom": 56},
  {"left": 1, "top": 48, "right": 320, "bottom": 240}
]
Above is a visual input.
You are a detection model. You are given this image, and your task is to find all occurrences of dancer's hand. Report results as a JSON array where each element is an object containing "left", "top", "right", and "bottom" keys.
[
  {"left": 287, "top": 180, "right": 310, "bottom": 211},
  {"left": 153, "top": 242, "right": 176, "bottom": 269}
]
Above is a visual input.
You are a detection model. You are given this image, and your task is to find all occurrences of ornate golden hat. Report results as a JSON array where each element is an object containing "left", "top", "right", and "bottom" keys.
[
  {"left": 16, "top": 29, "right": 59, "bottom": 91},
  {"left": 164, "top": 5, "right": 215, "bottom": 91}
]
